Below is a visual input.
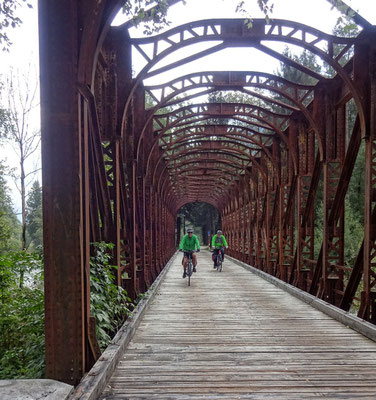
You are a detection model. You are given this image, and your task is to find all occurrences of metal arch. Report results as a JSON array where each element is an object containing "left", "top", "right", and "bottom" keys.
[
  {"left": 165, "top": 150, "right": 256, "bottom": 170},
  {"left": 174, "top": 181, "right": 247, "bottom": 207},
  {"left": 158, "top": 152, "right": 268, "bottom": 192},
  {"left": 146, "top": 123, "right": 277, "bottom": 188},
  {"left": 157, "top": 156, "right": 254, "bottom": 190},
  {"left": 164, "top": 136, "right": 265, "bottom": 160},
  {"left": 175, "top": 197, "right": 220, "bottom": 211},
  {"left": 172, "top": 173, "right": 238, "bottom": 192},
  {"left": 145, "top": 71, "right": 314, "bottom": 109},
  {"left": 151, "top": 140, "right": 269, "bottom": 192},
  {"left": 122, "top": 19, "right": 362, "bottom": 123},
  {"left": 77, "top": 0, "right": 124, "bottom": 84},
  {"left": 164, "top": 135, "right": 279, "bottom": 177},
  {"left": 159, "top": 175, "right": 226, "bottom": 211},
  {"left": 150, "top": 111, "right": 296, "bottom": 173},
  {"left": 154, "top": 113, "right": 285, "bottom": 147},
  {"left": 153, "top": 103, "right": 290, "bottom": 133},
  {"left": 165, "top": 147, "right": 260, "bottom": 168},
  {"left": 130, "top": 19, "right": 355, "bottom": 78},
  {"left": 155, "top": 87, "right": 320, "bottom": 157},
  {"left": 156, "top": 119, "right": 276, "bottom": 141},
  {"left": 166, "top": 139, "right": 262, "bottom": 157},
  {"left": 170, "top": 163, "right": 243, "bottom": 180},
  {"left": 147, "top": 124, "right": 277, "bottom": 174},
  {"left": 144, "top": 100, "right": 292, "bottom": 177},
  {"left": 167, "top": 175, "right": 232, "bottom": 209},
  {"left": 136, "top": 74, "right": 322, "bottom": 161}
]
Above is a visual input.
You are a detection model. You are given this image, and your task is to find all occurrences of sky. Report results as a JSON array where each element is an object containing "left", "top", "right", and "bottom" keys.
[{"left": 1, "top": 0, "right": 375, "bottom": 214}]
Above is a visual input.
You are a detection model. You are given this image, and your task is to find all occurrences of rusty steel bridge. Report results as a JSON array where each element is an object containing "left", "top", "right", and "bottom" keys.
[{"left": 38, "top": 0, "right": 376, "bottom": 394}]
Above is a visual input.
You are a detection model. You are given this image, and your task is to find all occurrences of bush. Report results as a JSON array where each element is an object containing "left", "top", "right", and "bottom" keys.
[
  {"left": 0, "top": 251, "right": 45, "bottom": 378},
  {"left": 90, "top": 242, "right": 133, "bottom": 350}
]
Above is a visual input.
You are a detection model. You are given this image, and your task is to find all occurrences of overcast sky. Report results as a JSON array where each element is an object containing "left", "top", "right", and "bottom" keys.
[{"left": 1, "top": 0, "right": 375, "bottom": 214}]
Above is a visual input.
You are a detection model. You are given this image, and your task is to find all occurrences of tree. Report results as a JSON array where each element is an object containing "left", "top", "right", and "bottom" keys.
[
  {"left": 276, "top": 48, "right": 322, "bottom": 86},
  {"left": 236, "top": 0, "right": 361, "bottom": 23},
  {"left": 180, "top": 202, "right": 220, "bottom": 245},
  {"left": 26, "top": 180, "right": 42, "bottom": 250},
  {"left": 123, "top": 0, "right": 186, "bottom": 34},
  {"left": 1, "top": 66, "right": 40, "bottom": 285},
  {"left": 0, "top": 161, "right": 21, "bottom": 253},
  {"left": 0, "top": 0, "right": 32, "bottom": 50}
]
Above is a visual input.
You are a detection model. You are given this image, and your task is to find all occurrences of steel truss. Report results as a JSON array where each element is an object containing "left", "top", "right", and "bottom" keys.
[{"left": 39, "top": 0, "right": 376, "bottom": 385}]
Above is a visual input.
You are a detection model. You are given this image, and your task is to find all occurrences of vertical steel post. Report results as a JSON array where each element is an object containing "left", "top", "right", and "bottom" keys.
[{"left": 39, "top": 0, "right": 88, "bottom": 384}]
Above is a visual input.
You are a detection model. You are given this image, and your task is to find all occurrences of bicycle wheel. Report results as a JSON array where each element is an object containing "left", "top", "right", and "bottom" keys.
[
  {"left": 215, "top": 251, "right": 222, "bottom": 272},
  {"left": 215, "top": 253, "right": 220, "bottom": 272},
  {"left": 187, "top": 259, "right": 192, "bottom": 286},
  {"left": 218, "top": 257, "right": 222, "bottom": 272}
]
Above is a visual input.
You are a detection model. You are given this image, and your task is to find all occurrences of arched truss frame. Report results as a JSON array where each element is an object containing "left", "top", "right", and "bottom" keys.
[
  {"left": 147, "top": 122, "right": 278, "bottom": 177},
  {"left": 144, "top": 71, "right": 314, "bottom": 109},
  {"left": 123, "top": 19, "right": 366, "bottom": 135},
  {"left": 153, "top": 103, "right": 290, "bottom": 134},
  {"left": 161, "top": 130, "right": 273, "bottom": 161},
  {"left": 138, "top": 71, "right": 321, "bottom": 158},
  {"left": 156, "top": 148, "right": 267, "bottom": 210},
  {"left": 144, "top": 102, "right": 292, "bottom": 196},
  {"left": 144, "top": 105, "right": 283, "bottom": 205},
  {"left": 148, "top": 124, "right": 272, "bottom": 192}
]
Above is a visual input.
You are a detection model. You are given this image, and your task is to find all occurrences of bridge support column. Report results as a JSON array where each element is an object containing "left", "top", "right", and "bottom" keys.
[{"left": 39, "top": 0, "right": 91, "bottom": 384}]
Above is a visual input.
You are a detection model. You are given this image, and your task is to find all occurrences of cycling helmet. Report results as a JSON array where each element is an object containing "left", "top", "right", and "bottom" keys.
[{"left": 187, "top": 228, "right": 194, "bottom": 233}]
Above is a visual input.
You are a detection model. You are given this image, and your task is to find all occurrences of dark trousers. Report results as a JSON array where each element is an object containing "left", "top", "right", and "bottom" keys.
[{"left": 213, "top": 247, "right": 225, "bottom": 264}]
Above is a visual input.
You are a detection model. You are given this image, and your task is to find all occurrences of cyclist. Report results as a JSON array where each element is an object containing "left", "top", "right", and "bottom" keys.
[
  {"left": 212, "top": 229, "right": 228, "bottom": 268},
  {"left": 179, "top": 228, "right": 200, "bottom": 278}
]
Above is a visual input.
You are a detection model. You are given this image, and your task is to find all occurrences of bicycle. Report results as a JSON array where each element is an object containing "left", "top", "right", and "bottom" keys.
[
  {"left": 185, "top": 250, "right": 195, "bottom": 286},
  {"left": 214, "top": 247, "right": 224, "bottom": 272},
  {"left": 181, "top": 250, "right": 197, "bottom": 286}
]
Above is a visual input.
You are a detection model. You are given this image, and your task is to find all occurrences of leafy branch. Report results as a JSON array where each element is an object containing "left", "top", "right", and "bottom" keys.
[{"left": 0, "top": 0, "right": 32, "bottom": 50}]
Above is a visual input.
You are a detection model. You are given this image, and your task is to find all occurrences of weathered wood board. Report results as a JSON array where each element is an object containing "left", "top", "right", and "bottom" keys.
[{"left": 100, "top": 251, "right": 376, "bottom": 399}]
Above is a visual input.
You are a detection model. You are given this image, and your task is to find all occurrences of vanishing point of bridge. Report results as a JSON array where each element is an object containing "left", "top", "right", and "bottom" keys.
[{"left": 37, "top": 0, "right": 376, "bottom": 397}]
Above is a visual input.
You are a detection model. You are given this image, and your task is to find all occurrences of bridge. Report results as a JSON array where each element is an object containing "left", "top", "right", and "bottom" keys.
[
  {"left": 69, "top": 251, "right": 376, "bottom": 399},
  {"left": 36, "top": 0, "right": 376, "bottom": 397}
]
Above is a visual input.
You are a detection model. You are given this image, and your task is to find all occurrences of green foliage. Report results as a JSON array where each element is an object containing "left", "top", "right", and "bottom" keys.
[
  {"left": 343, "top": 141, "right": 365, "bottom": 271},
  {"left": 346, "top": 141, "right": 364, "bottom": 224},
  {"left": 0, "top": 161, "right": 21, "bottom": 253},
  {"left": 179, "top": 202, "right": 220, "bottom": 244},
  {"left": 344, "top": 198, "right": 363, "bottom": 269},
  {"left": 90, "top": 242, "right": 133, "bottom": 350},
  {"left": 0, "top": 0, "right": 33, "bottom": 50},
  {"left": 26, "top": 180, "right": 43, "bottom": 251},
  {"left": 123, "top": 0, "right": 186, "bottom": 35},
  {"left": 236, "top": 0, "right": 274, "bottom": 23},
  {"left": 0, "top": 250, "right": 44, "bottom": 379},
  {"left": 325, "top": 16, "right": 360, "bottom": 76},
  {"left": 0, "top": 84, "right": 12, "bottom": 141},
  {"left": 276, "top": 47, "right": 321, "bottom": 86}
]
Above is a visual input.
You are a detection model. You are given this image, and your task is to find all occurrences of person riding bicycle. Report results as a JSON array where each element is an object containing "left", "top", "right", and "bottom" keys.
[
  {"left": 212, "top": 229, "right": 228, "bottom": 268},
  {"left": 179, "top": 228, "right": 200, "bottom": 278}
]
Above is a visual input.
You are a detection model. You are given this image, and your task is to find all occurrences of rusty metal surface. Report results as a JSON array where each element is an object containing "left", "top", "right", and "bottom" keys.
[{"left": 39, "top": 0, "right": 376, "bottom": 384}]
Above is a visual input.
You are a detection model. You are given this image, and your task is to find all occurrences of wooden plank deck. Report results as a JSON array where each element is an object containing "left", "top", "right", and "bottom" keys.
[{"left": 99, "top": 250, "right": 376, "bottom": 399}]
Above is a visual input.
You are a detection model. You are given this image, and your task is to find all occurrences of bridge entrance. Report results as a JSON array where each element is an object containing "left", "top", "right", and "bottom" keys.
[{"left": 38, "top": 0, "right": 376, "bottom": 386}]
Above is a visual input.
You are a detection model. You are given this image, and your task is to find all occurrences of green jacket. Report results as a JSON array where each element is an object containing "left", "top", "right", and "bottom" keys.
[
  {"left": 212, "top": 234, "right": 228, "bottom": 249},
  {"left": 179, "top": 234, "right": 200, "bottom": 251}
]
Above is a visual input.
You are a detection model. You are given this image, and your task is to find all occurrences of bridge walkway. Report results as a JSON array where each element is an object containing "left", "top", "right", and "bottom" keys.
[{"left": 99, "top": 250, "right": 376, "bottom": 399}]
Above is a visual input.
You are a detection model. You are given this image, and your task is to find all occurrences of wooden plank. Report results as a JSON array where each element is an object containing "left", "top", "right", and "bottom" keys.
[{"left": 99, "top": 250, "right": 376, "bottom": 399}]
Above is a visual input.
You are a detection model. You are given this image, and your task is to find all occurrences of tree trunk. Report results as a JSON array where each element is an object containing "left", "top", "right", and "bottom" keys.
[{"left": 20, "top": 150, "right": 26, "bottom": 288}]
